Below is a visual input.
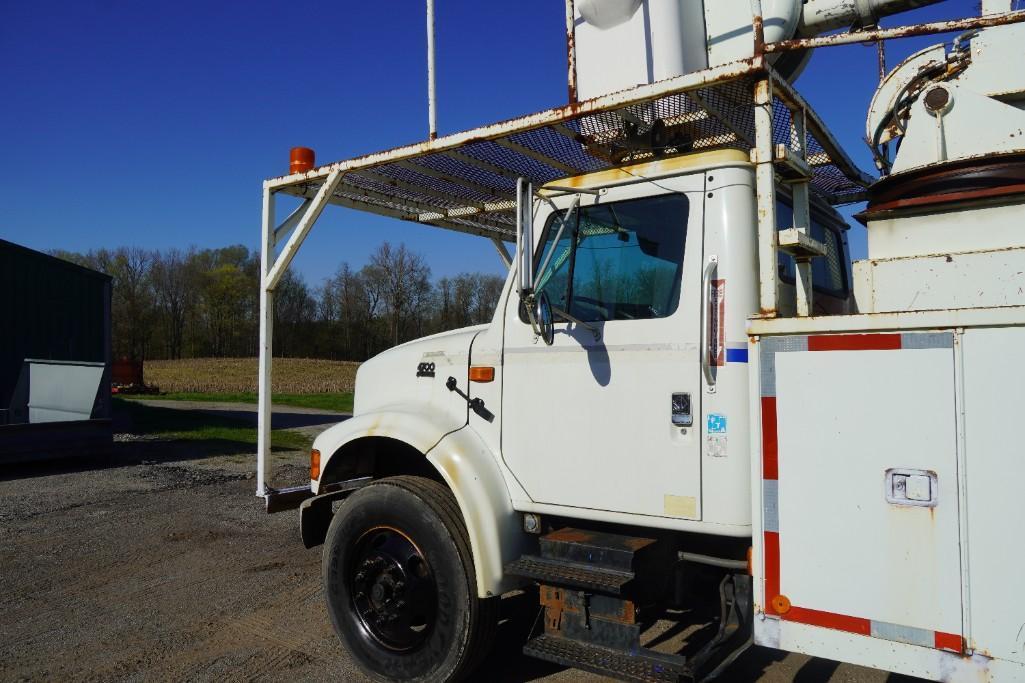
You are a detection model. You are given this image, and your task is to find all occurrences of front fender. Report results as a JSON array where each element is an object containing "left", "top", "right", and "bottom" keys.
[
  {"left": 313, "top": 409, "right": 529, "bottom": 598},
  {"left": 313, "top": 407, "right": 456, "bottom": 494},
  {"left": 427, "top": 426, "right": 531, "bottom": 598}
]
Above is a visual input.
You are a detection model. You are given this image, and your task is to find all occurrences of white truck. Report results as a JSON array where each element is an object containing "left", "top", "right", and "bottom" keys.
[{"left": 255, "top": 1, "right": 1025, "bottom": 680}]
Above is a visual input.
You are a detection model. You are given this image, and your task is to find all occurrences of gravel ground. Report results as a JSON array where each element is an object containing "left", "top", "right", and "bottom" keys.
[{"left": 0, "top": 406, "right": 919, "bottom": 682}]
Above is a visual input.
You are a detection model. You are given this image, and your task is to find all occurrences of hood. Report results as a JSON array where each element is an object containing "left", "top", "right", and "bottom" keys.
[{"left": 352, "top": 324, "right": 488, "bottom": 428}]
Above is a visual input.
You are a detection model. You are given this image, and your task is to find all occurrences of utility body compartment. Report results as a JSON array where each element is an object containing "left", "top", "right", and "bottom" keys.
[{"left": 749, "top": 319, "right": 1025, "bottom": 681}]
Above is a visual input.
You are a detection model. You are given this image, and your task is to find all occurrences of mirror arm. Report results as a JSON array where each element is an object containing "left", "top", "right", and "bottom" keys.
[
  {"left": 552, "top": 306, "right": 601, "bottom": 341},
  {"left": 523, "top": 293, "right": 542, "bottom": 340}
]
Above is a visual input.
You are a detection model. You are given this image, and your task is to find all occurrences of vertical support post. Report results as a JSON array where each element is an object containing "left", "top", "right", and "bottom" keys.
[
  {"left": 790, "top": 105, "right": 813, "bottom": 318},
  {"left": 427, "top": 0, "right": 438, "bottom": 140},
  {"left": 257, "top": 186, "right": 276, "bottom": 496},
  {"left": 753, "top": 76, "right": 778, "bottom": 317},
  {"left": 565, "top": 0, "right": 578, "bottom": 103}
]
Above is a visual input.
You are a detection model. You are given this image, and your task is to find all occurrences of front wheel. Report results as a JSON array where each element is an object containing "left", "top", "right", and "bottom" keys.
[{"left": 322, "top": 475, "right": 498, "bottom": 682}]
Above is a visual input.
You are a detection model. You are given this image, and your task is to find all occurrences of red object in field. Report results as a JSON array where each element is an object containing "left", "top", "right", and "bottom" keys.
[
  {"left": 290, "top": 147, "right": 315, "bottom": 174},
  {"left": 111, "top": 358, "right": 144, "bottom": 387}
]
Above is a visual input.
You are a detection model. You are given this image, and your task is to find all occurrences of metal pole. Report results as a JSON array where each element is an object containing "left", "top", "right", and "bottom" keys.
[
  {"left": 427, "top": 0, "right": 437, "bottom": 140},
  {"left": 753, "top": 77, "right": 778, "bottom": 317},
  {"left": 257, "top": 187, "right": 275, "bottom": 497},
  {"left": 790, "top": 106, "right": 813, "bottom": 317},
  {"left": 565, "top": 0, "right": 577, "bottom": 103},
  {"left": 764, "top": 11, "right": 1025, "bottom": 51},
  {"left": 877, "top": 41, "right": 889, "bottom": 168}
]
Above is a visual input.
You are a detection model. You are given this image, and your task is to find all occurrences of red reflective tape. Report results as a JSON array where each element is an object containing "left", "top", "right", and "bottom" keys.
[
  {"left": 784, "top": 606, "right": 872, "bottom": 636},
  {"left": 761, "top": 397, "right": 778, "bottom": 480},
  {"left": 764, "top": 531, "right": 780, "bottom": 613},
  {"left": 807, "top": 334, "right": 902, "bottom": 352},
  {"left": 934, "top": 631, "right": 963, "bottom": 653}
]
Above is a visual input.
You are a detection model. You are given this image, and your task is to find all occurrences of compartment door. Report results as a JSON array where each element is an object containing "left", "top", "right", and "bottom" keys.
[{"left": 757, "top": 332, "right": 963, "bottom": 653}]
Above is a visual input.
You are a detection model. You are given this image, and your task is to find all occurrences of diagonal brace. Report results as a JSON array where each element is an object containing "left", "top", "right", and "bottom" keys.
[
  {"left": 265, "top": 168, "right": 344, "bottom": 291},
  {"left": 273, "top": 198, "right": 314, "bottom": 242}
]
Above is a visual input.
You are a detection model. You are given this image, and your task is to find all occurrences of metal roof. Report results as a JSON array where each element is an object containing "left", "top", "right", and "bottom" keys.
[{"left": 264, "top": 58, "right": 874, "bottom": 243}]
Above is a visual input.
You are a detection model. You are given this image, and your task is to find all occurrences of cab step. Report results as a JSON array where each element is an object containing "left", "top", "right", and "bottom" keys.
[
  {"left": 504, "top": 527, "right": 662, "bottom": 594},
  {"left": 524, "top": 633, "right": 687, "bottom": 683},
  {"left": 503, "top": 555, "right": 634, "bottom": 594}
]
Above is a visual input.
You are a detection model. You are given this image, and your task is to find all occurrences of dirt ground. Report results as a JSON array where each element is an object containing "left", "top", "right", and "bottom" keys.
[{"left": 0, "top": 405, "right": 920, "bottom": 683}]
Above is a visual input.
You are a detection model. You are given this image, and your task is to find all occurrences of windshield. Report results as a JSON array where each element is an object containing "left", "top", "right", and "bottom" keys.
[{"left": 534, "top": 194, "right": 688, "bottom": 322}]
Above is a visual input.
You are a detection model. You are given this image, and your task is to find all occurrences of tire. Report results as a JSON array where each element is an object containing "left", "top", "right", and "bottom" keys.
[{"left": 322, "top": 475, "right": 498, "bottom": 682}]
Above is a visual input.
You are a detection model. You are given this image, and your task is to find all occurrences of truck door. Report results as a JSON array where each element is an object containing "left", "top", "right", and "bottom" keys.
[{"left": 501, "top": 176, "right": 705, "bottom": 519}]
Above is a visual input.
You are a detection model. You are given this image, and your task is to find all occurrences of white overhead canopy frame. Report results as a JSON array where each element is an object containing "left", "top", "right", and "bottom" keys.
[{"left": 255, "top": 55, "right": 875, "bottom": 504}]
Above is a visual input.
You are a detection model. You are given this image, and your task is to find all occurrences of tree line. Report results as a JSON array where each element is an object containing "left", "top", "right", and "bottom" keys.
[{"left": 52, "top": 243, "right": 506, "bottom": 362}]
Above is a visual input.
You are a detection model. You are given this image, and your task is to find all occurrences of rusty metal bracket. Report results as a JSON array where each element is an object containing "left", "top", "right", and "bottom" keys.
[{"left": 765, "top": 11, "right": 1025, "bottom": 52}]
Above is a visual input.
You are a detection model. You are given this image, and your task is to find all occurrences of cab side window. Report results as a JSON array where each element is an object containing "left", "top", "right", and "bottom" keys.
[{"left": 534, "top": 194, "right": 688, "bottom": 323}]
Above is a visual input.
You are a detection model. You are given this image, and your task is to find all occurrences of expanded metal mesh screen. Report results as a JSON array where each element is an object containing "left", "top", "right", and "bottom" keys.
[{"left": 283, "top": 75, "right": 869, "bottom": 241}]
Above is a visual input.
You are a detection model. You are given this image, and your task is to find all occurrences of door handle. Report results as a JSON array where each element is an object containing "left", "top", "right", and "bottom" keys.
[{"left": 701, "top": 255, "right": 718, "bottom": 393}]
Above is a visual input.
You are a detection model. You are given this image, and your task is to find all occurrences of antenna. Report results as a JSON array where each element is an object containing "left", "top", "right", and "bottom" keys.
[{"left": 427, "top": 0, "right": 437, "bottom": 140}]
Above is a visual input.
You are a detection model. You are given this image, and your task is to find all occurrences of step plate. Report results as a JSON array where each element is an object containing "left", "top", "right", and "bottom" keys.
[
  {"left": 505, "top": 556, "right": 634, "bottom": 594},
  {"left": 524, "top": 634, "right": 687, "bottom": 683}
]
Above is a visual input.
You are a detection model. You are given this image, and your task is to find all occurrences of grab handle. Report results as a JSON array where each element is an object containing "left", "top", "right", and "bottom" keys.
[{"left": 701, "top": 256, "right": 718, "bottom": 392}]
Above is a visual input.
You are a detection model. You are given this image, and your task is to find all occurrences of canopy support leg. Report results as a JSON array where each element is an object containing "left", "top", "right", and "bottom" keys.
[
  {"left": 258, "top": 169, "right": 345, "bottom": 498},
  {"left": 257, "top": 187, "right": 276, "bottom": 497}
]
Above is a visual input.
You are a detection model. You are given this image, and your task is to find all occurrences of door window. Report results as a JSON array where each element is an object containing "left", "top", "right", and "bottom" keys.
[{"left": 534, "top": 194, "right": 689, "bottom": 322}]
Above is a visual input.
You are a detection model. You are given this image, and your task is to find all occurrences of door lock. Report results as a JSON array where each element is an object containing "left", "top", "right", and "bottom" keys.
[{"left": 671, "top": 393, "right": 692, "bottom": 426}]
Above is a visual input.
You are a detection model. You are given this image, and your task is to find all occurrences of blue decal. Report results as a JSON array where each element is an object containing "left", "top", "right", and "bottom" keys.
[
  {"left": 726, "top": 347, "right": 749, "bottom": 363},
  {"left": 707, "top": 413, "right": 727, "bottom": 434}
]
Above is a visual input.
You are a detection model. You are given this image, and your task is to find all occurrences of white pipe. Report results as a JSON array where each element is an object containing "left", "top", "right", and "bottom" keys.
[
  {"left": 565, "top": 0, "right": 577, "bottom": 102},
  {"left": 753, "top": 77, "right": 779, "bottom": 317},
  {"left": 257, "top": 188, "right": 276, "bottom": 497},
  {"left": 800, "top": 0, "right": 944, "bottom": 35},
  {"left": 427, "top": 0, "right": 437, "bottom": 139}
]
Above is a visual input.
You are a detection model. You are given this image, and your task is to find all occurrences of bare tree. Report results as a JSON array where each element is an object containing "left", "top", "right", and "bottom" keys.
[
  {"left": 363, "top": 242, "right": 432, "bottom": 346},
  {"left": 150, "top": 248, "right": 194, "bottom": 359}
]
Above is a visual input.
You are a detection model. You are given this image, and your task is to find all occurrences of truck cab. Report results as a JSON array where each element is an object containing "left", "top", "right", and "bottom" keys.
[{"left": 303, "top": 147, "right": 853, "bottom": 681}]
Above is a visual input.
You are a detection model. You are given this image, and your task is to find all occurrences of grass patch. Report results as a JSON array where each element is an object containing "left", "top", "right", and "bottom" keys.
[
  {"left": 126, "top": 392, "right": 354, "bottom": 413},
  {"left": 113, "top": 398, "right": 311, "bottom": 451}
]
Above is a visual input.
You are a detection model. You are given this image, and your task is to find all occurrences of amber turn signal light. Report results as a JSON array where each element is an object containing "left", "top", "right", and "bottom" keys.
[
  {"left": 469, "top": 366, "right": 495, "bottom": 383},
  {"left": 310, "top": 449, "right": 321, "bottom": 481}
]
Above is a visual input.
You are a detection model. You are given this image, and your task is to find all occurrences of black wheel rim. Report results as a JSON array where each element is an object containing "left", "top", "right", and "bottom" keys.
[{"left": 348, "top": 526, "right": 438, "bottom": 652}]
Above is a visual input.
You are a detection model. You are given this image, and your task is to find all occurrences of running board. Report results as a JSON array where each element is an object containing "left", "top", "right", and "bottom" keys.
[
  {"left": 524, "top": 634, "right": 687, "bottom": 683},
  {"left": 264, "top": 484, "right": 313, "bottom": 513}
]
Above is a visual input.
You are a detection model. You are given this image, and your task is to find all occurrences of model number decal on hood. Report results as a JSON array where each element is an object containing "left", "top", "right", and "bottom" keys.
[{"left": 416, "top": 362, "right": 436, "bottom": 378}]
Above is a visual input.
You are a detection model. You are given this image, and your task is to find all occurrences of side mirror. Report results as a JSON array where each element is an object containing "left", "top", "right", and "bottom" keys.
[
  {"left": 535, "top": 291, "right": 554, "bottom": 346},
  {"left": 516, "top": 177, "right": 534, "bottom": 298}
]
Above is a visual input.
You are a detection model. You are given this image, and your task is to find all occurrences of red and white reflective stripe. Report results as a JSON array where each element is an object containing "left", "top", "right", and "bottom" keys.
[{"left": 759, "top": 331, "right": 962, "bottom": 654}]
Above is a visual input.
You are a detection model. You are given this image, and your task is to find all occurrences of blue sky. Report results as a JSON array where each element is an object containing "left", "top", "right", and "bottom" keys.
[{"left": 0, "top": 0, "right": 983, "bottom": 287}]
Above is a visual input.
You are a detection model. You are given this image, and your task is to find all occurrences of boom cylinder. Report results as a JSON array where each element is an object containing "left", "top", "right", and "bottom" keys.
[{"left": 799, "top": 0, "right": 944, "bottom": 34}]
